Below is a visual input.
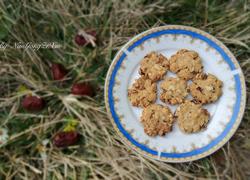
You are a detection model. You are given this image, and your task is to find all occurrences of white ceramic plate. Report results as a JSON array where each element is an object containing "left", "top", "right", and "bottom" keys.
[{"left": 105, "top": 25, "right": 246, "bottom": 162}]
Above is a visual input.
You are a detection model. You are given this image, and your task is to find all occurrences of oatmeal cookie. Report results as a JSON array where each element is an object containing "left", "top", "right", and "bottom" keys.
[
  {"left": 141, "top": 104, "right": 174, "bottom": 136},
  {"left": 128, "top": 77, "right": 157, "bottom": 107},
  {"left": 188, "top": 73, "right": 223, "bottom": 104},
  {"left": 175, "top": 101, "right": 210, "bottom": 133},
  {"left": 169, "top": 49, "right": 203, "bottom": 80},
  {"left": 160, "top": 77, "right": 188, "bottom": 105},
  {"left": 139, "top": 52, "right": 169, "bottom": 82}
]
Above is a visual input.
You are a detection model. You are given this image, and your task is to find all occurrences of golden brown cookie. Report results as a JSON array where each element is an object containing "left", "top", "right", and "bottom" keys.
[
  {"left": 160, "top": 77, "right": 188, "bottom": 105},
  {"left": 141, "top": 104, "right": 174, "bottom": 136},
  {"left": 169, "top": 49, "right": 203, "bottom": 80},
  {"left": 188, "top": 73, "right": 223, "bottom": 104},
  {"left": 175, "top": 101, "right": 210, "bottom": 133},
  {"left": 128, "top": 77, "right": 157, "bottom": 107},
  {"left": 139, "top": 52, "right": 169, "bottom": 82}
]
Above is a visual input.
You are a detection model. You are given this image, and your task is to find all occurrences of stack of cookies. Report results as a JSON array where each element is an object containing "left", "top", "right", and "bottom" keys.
[{"left": 128, "top": 49, "right": 223, "bottom": 137}]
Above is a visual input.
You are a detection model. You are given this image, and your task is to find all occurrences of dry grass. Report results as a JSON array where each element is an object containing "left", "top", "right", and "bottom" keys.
[{"left": 0, "top": 0, "right": 249, "bottom": 179}]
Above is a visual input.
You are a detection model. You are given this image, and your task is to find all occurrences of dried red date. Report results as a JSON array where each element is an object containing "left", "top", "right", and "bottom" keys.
[
  {"left": 74, "top": 30, "right": 97, "bottom": 46},
  {"left": 53, "top": 131, "right": 79, "bottom": 148},
  {"left": 22, "top": 95, "right": 45, "bottom": 111},
  {"left": 51, "top": 63, "right": 67, "bottom": 81},
  {"left": 71, "top": 83, "right": 94, "bottom": 97}
]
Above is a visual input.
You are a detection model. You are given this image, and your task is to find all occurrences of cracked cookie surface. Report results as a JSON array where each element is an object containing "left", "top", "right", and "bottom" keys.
[
  {"left": 169, "top": 49, "right": 203, "bottom": 80},
  {"left": 160, "top": 77, "right": 188, "bottom": 105},
  {"left": 141, "top": 104, "right": 174, "bottom": 136},
  {"left": 128, "top": 77, "right": 157, "bottom": 107},
  {"left": 139, "top": 52, "right": 169, "bottom": 82},
  {"left": 189, "top": 73, "right": 223, "bottom": 104},
  {"left": 175, "top": 101, "right": 210, "bottom": 133}
]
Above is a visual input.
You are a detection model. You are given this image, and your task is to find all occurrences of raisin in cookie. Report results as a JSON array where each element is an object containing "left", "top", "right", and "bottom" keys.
[
  {"left": 169, "top": 49, "right": 203, "bottom": 80},
  {"left": 175, "top": 101, "right": 210, "bottom": 133},
  {"left": 189, "top": 73, "right": 223, "bottom": 104},
  {"left": 160, "top": 77, "right": 188, "bottom": 105},
  {"left": 139, "top": 52, "right": 169, "bottom": 82},
  {"left": 128, "top": 77, "right": 157, "bottom": 107},
  {"left": 141, "top": 104, "right": 174, "bottom": 136}
]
